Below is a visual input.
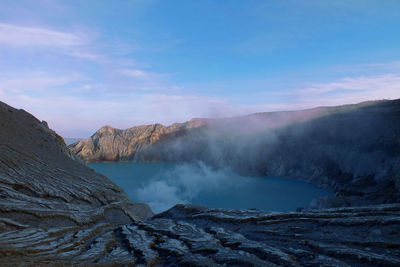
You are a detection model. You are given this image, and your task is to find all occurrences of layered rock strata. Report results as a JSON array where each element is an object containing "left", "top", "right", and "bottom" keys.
[
  {"left": 0, "top": 101, "right": 153, "bottom": 228},
  {"left": 1, "top": 203, "right": 400, "bottom": 266}
]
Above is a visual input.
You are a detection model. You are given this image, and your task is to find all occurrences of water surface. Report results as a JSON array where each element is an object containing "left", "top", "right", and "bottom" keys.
[{"left": 89, "top": 162, "right": 331, "bottom": 213}]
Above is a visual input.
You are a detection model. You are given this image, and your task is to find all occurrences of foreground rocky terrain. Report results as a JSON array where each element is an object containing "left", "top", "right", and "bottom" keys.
[
  {"left": 1, "top": 203, "right": 400, "bottom": 266},
  {"left": 1, "top": 100, "right": 400, "bottom": 266},
  {"left": 70, "top": 99, "right": 400, "bottom": 208}
]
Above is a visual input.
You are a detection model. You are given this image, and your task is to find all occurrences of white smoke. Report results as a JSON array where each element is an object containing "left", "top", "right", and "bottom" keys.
[{"left": 135, "top": 162, "right": 248, "bottom": 213}]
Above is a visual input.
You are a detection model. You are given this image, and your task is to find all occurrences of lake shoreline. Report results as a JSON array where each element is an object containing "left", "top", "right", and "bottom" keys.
[{"left": 90, "top": 161, "right": 332, "bottom": 213}]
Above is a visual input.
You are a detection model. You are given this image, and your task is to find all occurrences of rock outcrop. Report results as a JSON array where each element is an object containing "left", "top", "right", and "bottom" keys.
[
  {"left": 2, "top": 100, "right": 400, "bottom": 265},
  {"left": 69, "top": 99, "right": 400, "bottom": 208},
  {"left": 69, "top": 118, "right": 208, "bottom": 162}
]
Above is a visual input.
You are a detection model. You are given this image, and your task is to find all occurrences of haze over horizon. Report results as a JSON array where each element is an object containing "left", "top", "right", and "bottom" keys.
[{"left": 1, "top": 0, "right": 399, "bottom": 137}]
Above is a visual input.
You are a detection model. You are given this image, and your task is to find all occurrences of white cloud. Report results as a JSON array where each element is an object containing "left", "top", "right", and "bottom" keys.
[
  {"left": 119, "top": 68, "right": 166, "bottom": 81},
  {"left": 0, "top": 23, "right": 87, "bottom": 47},
  {"left": 113, "top": 68, "right": 177, "bottom": 92},
  {"left": 227, "top": 72, "right": 400, "bottom": 114},
  {"left": 3, "top": 71, "right": 400, "bottom": 137},
  {"left": 0, "top": 22, "right": 105, "bottom": 63},
  {"left": 120, "top": 69, "right": 149, "bottom": 78},
  {"left": 0, "top": 72, "right": 81, "bottom": 93},
  {"left": 66, "top": 50, "right": 103, "bottom": 61},
  {"left": 0, "top": 90, "right": 233, "bottom": 137},
  {"left": 363, "top": 61, "right": 400, "bottom": 70},
  {"left": 302, "top": 74, "right": 400, "bottom": 95}
]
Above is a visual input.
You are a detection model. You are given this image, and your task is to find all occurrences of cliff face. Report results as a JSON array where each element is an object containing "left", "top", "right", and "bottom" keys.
[
  {"left": 69, "top": 99, "right": 400, "bottom": 208},
  {"left": 1, "top": 101, "right": 400, "bottom": 265},
  {"left": 69, "top": 118, "right": 208, "bottom": 162}
]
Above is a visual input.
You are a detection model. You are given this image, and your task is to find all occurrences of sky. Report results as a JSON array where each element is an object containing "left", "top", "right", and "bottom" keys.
[{"left": 0, "top": 0, "right": 399, "bottom": 137}]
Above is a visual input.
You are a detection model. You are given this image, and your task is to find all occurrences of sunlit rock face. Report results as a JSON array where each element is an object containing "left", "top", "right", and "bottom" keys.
[
  {"left": 69, "top": 118, "right": 209, "bottom": 162},
  {"left": 1, "top": 100, "right": 400, "bottom": 265},
  {"left": 69, "top": 99, "right": 400, "bottom": 208}
]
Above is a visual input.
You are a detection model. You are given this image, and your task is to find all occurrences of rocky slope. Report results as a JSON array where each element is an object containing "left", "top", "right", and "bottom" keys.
[
  {"left": 0, "top": 101, "right": 154, "bottom": 227},
  {"left": 0, "top": 101, "right": 153, "bottom": 263},
  {"left": 1, "top": 100, "right": 400, "bottom": 265},
  {"left": 69, "top": 99, "right": 400, "bottom": 208},
  {"left": 1, "top": 203, "right": 400, "bottom": 266}
]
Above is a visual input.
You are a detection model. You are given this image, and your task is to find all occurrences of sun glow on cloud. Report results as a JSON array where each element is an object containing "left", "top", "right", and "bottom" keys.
[{"left": 0, "top": 0, "right": 399, "bottom": 137}]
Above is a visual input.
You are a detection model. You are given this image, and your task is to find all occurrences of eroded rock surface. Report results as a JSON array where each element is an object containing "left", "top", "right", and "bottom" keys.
[
  {"left": 0, "top": 101, "right": 152, "bottom": 230},
  {"left": 1, "top": 203, "right": 400, "bottom": 266}
]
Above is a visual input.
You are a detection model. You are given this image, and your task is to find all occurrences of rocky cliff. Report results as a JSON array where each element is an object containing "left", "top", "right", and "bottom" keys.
[
  {"left": 69, "top": 118, "right": 208, "bottom": 162},
  {"left": 69, "top": 99, "right": 400, "bottom": 208},
  {"left": 1, "top": 100, "right": 400, "bottom": 265}
]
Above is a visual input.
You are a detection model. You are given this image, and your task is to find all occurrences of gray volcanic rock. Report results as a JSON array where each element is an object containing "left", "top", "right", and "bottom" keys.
[
  {"left": 1, "top": 203, "right": 400, "bottom": 266},
  {"left": 0, "top": 101, "right": 153, "bottom": 229},
  {"left": 69, "top": 99, "right": 400, "bottom": 208}
]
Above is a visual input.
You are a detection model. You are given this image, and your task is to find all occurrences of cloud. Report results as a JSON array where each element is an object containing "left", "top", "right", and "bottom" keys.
[
  {"left": 361, "top": 61, "right": 400, "bottom": 73},
  {"left": 0, "top": 23, "right": 87, "bottom": 47},
  {"left": 0, "top": 72, "right": 81, "bottom": 93},
  {"left": 66, "top": 50, "right": 103, "bottom": 61},
  {"left": 0, "top": 22, "right": 111, "bottom": 64},
  {"left": 120, "top": 69, "right": 153, "bottom": 79},
  {"left": 243, "top": 73, "right": 400, "bottom": 112},
  {"left": 3, "top": 71, "right": 400, "bottom": 137},
  {"left": 0, "top": 22, "right": 106, "bottom": 64},
  {"left": 0, "top": 87, "right": 233, "bottom": 137},
  {"left": 297, "top": 74, "right": 400, "bottom": 106}
]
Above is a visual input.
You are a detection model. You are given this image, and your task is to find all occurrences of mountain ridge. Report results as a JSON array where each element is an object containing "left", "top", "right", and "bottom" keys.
[
  {"left": 76, "top": 99, "right": 390, "bottom": 133},
  {"left": 70, "top": 99, "right": 391, "bottom": 161},
  {"left": 69, "top": 99, "right": 400, "bottom": 209}
]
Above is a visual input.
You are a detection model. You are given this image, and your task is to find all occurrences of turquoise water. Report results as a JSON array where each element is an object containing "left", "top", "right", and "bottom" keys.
[{"left": 89, "top": 162, "right": 331, "bottom": 213}]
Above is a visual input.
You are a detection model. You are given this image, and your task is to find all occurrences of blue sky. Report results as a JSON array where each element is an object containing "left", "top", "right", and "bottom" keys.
[{"left": 0, "top": 0, "right": 399, "bottom": 137}]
